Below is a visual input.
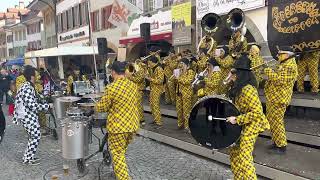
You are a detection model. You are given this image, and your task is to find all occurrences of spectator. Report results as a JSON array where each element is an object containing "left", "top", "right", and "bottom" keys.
[{"left": 0, "top": 69, "right": 12, "bottom": 104}]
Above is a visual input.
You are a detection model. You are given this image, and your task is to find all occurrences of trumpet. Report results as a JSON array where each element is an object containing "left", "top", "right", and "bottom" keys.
[
  {"left": 192, "top": 68, "right": 209, "bottom": 87},
  {"left": 140, "top": 50, "right": 161, "bottom": 61},
  {"left": 250, "top": 59, "right": 278, "bottom": 70}
]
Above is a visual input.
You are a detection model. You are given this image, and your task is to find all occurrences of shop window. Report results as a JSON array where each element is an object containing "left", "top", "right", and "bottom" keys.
[
  {"left": 128, "top": 0, "right": 136, "bottom": 5},
  {"left": 101, "top": 5, "right": 115, "bottom": 30},
  {"left": 81, "top": 1, "right": 89, "bottom": 25},
  {"left": 57, "top": 14, "right": 62, "bottom": 33},
  {"left": 63, "top": 11, "right": 67, "bottom": 31},
  {"left": 15, "top": 31, "right": 18, "bottom": 41},
  {"left": 68, "top": 9, "right": 73, "bottom": 30},
  {"left": 23, "top": 30, "right": 26, "bottom": 40},
  {"left": 91, "top": 10, "right": 100, "bottom": 32}
]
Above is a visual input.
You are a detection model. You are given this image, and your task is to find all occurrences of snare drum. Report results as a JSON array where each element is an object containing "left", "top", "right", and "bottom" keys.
[{"left": 189, "top": 95, "right": 242, "bottom": 149}]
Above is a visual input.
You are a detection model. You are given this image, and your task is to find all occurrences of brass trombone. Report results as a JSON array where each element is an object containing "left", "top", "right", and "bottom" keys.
[
  {"left": 250, "top": 59, "right": 278, "bottom": 70},
  {"left": 140, "top": 50, "right": 161, "bottom": 61}
]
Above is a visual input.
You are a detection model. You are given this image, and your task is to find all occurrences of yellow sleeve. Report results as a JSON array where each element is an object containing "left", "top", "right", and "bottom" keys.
[
  {"left": 95, "top": 87, "right": 112, "bottom": 113},
  {"left": 67, "top": 76, "right": 73, "bottom": 95},
  {"left": 205, "top": 72, "right": 220, "bottom": 90},
  {"left": 128, "top": 70, "right": 144, "bottom": 84},
  {"left": 236, "top": 86, "right": 262, "bottom": 125},
  {"left": 216, "top": 55, "right": 234, "bottom": 68},
  {"left": 150, "top": 67, "right": 164, "bottom": 85},
  {"left": 178, "top": 69, "right": 195, "bottom": 85},
  {"left": 264, "top": 64, "right": 297, "bottom": 86}
]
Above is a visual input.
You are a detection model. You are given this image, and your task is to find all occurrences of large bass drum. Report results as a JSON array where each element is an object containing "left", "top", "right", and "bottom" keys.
[{"left": 189, "top": 95, "right": 242, "bottom": 149}]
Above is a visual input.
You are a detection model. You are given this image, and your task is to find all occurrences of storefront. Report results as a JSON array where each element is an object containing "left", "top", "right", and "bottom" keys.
[{"left": 119, "top": 10, "right": 173, "bottom": 60}]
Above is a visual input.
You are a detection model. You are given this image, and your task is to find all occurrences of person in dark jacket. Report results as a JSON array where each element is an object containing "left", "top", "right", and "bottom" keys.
[
  {"left": 0, "top": 103, "right": 5, "bottom": 143},
  {"left": 0, "top": 69, "right": 12, "bottom": 104}
]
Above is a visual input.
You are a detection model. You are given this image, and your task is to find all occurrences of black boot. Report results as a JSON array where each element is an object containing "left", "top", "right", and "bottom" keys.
[{"left": 268, "top": 144, "right": 287, "bottom": 154}]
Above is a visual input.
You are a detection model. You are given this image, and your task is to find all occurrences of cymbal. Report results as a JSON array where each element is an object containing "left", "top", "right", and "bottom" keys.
[
  {"left": 59, "top": 96, "right": 81, "bottom": 102},
  {"left": 82, "top": 93, "right": 102, "bottom": 99}
]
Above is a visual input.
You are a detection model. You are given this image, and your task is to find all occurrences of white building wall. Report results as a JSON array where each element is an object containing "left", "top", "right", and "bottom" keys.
[
  {"left": 90, "top": 0, "right": 127, "bottom": 52},
  {"left": 56, "top": 0, "right": 90, "bottom": 47},
  {"left": 56, "top": 0, "right": 86, "bottom": 14},
  {"left": 245, "top": 7, "right": 268, "bottom": 42}
]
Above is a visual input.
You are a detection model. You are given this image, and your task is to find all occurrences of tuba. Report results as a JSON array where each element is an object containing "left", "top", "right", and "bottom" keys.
[
  {"left": 227, "top": 8, "right": 247, "bottom": 58},
  {"left": 198, "top": 13, "right": 221, "bottom": 54},
  {"left": 226, "top": 8, "right": 246, "bottom": 35}
]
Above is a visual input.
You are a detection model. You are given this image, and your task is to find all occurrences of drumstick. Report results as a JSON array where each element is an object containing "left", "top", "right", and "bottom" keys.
[{"left": 211, "top": 117, "right": 227, "bottom": 121}]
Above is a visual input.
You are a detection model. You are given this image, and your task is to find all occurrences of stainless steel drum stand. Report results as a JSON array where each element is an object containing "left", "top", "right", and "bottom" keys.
[{"left": 76, "top": 117, "right": 112, "bottom": 180}]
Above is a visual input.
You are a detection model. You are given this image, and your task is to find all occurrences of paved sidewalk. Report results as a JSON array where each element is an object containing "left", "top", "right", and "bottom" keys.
[{"left": 0, "top": 105, "right": 232, "bottom": 180}]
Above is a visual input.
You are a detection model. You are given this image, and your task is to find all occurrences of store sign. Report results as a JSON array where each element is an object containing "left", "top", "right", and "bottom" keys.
[
  {"left": 127, "top": 10, "right": 172, "bottom": 37},
  {"left": 196, "top": 0, "right": 265, "bottom": 20},
  {"left": 60, "top": 31, "right": 85, "bottom": 42}
]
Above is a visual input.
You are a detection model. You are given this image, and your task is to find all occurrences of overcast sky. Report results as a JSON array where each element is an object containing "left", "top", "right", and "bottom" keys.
[{"left": 0, "top": 0, "right": 31, "bottom": 12}]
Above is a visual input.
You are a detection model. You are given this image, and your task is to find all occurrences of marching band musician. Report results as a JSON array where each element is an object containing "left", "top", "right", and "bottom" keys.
[
  {"left": 264, "top": 46, "right": 298, "bottom": 154},
  {"left": 215, "top": 46, "right": 235, "bottom": 95},
  {"left": 163, "top": 49, "right": 179, "bottom": 105},
  {"left": 229, "top": 30, "right": 248, "bottom": 58},
  {"left": 126, "top": 59, "right": 147, "bottom": 125},
  {"left": 149, "top": 46, "right": 161, "bottom": 62},
  {"left": 204, "top": 58, "right": 221, "bottom": 96},
  {"left": 249, "top": 44, "right": 264, "bottom": 87},
  {"left": 296, "top": 50, "right": 320, "bottom": 93},
  {"left": 66, "top": 66, "right": 88, "bottom": 95},
  {"left": 95, "top": 61, "right": 139, "bottom": 180},
  {"left": 226, "top": 55, "right": 270, "bottom": 180},
  {"left": 146, "top": 56, "right": 165, "bottom": 127},
  {"left": 176, "top": 58, "right": 195, "bottom": 133},
  {"left": 197, "top": 48, "right": 210, "bottom": 73},
  {"left": 199, "top": 35, "right": 217, "bottom": 56}
]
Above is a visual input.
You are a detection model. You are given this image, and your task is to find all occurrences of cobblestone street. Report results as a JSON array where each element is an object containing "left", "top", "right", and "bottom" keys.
[{"left": 0, "top": 106, "right": 232, "bottom": 180}]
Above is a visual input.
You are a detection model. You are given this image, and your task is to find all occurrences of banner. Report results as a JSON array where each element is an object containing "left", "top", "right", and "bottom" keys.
[
  {"left": 127, "top": 10, "right": 172, "bottom": 37},
  {"left": 267, "top": 0, "right": 320, "bottom": 56},
  {"left": 108, "top": 0, "right": 142, "bottom": 29},
  {"left": 196, "top": 0, "right": 265, "bottom": 20},
  {"left": 172, "top": 2, "right": 192, "bottom": 46}
]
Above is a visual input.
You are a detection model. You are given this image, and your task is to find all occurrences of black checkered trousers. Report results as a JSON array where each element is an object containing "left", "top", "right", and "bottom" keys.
[{"left": 13, "top": 82, "right": 49, "bottom": 163}]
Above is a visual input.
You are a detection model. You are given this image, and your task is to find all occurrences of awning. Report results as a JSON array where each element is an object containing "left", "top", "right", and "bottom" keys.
[
  {"left": 5, "top": 57, "right": 24, "bottom": 66},
  {"left": 24, "top": 46, "right": 100, "bottom": 58},
  {"left": 119, "top": 32, "right": 172, "bottom": 45}
]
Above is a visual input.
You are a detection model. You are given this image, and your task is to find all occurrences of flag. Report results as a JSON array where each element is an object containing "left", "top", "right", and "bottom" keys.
[{"left": 108, "top": 0, "right": 142, "bottom": 29}]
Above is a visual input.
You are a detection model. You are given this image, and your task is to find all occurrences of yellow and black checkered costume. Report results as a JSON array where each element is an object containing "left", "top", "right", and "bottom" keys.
[
  {"left": 95, "top": 77, "right": 139, "bottom": 180},
  {"left": 231, "top": 84, "right": 270, "bottom": 180},
  {"left": 216, "top": 55, "right": 235, "bottom": 95},
  {"left": 199, "top": 38, "right": 218, "bottom": 56},
  {"left": 127, "top": 62, "right": 147, "bottom": 123},
  {"left": 197, "top": 55, "right": 209, "bottom": 73},
  {"left": 149, "top": 65, "right": 164, "bottom": 125},
  {"left": 264, "top": 57, "right": 298, "bottom": 147},
  {"left": 164, "top": 56, "right": 179, "bottom": 104},
  {"left": 249, "top": 54, "right": 264, "bottom": 87},
  {"left": 176, "top": 69, "right": 195, "bottom": 129},
  {"left": 229, "top": 35, "right": 248, "bottom": 56},
  {"left": 204, "top": 71, "right": 221, "bottom": 96},
  {"left": 66, "top": 74, "right": 88, "bottom": 95},
  {"left": 297, "top": 51, "right": 320, "bottom": 93}
]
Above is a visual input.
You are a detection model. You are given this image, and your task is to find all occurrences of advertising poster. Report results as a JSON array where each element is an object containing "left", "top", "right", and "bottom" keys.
[{"left": 172, "top": 1, "right": 192, "bottom": 46}]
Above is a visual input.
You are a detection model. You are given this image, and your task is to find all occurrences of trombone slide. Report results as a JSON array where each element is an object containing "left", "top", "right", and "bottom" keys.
[{"left": 250, "top": 59, "right": 277, "bottom": 70}]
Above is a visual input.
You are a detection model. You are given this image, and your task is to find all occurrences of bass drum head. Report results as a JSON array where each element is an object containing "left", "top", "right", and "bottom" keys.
[{"left": 189, "top": 95, "right": 242, "bottom": 149}]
